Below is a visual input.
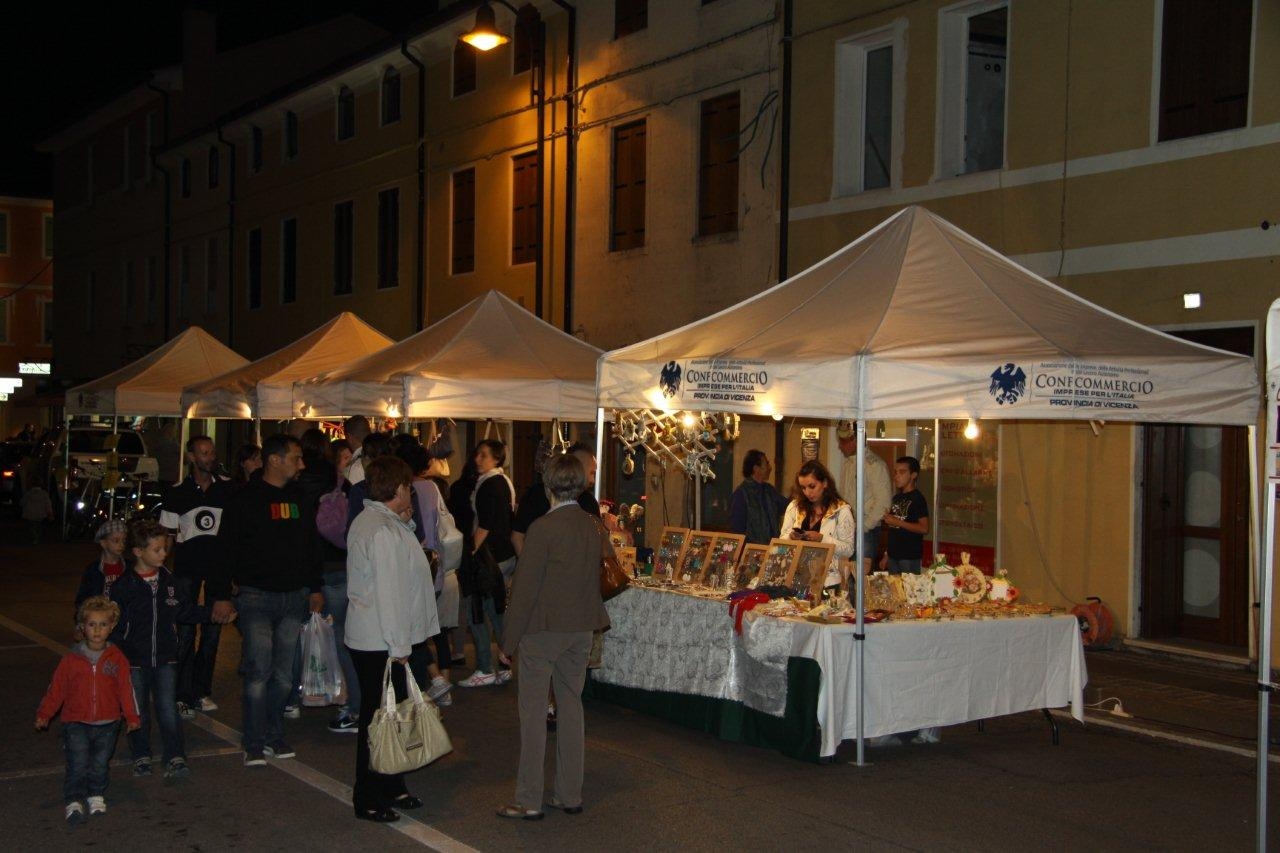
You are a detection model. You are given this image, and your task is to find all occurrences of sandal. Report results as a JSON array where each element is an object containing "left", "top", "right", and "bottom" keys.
[
  {"left": 496, "top": 804, "right": 544, "bottom": 821},
  {"left": 393, "top": 794, "right": 424, "bottom": 809},
  {"left": 354, "top": 806, "right": 400, "bottom": 823}
]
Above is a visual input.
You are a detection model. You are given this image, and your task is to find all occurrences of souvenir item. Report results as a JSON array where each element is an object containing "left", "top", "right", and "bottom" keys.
[
  {"left": 987, "top": 567, "right": 1019, "bottom": 602},
  {"left": 655, "top": 527, "right": 690, "bottom": 581},
  {"left": 703, "top": 533, "right": 746, "bottom": 586},
  {"left": 900, "top": 571, "right": 934, "bottom": 606},
  {"left": 865, "top": 571, "right": 904, "bottom": 613},
  {"left": 953, "top": 556, "right": 989, "bottom": 604},
  {"left": 791, "top": 541, "right": 836, "bottom": 599},
  {"left": 615, "top": 546, "right": 637, "bottom": 578},
  {"left": 735, "top": 544, "right": 769, "bottom": 589},
  {"left": 678, "top": 532, "right": 714, "bottom": 585},
  {"left": 758, "top": 539, "right": 800, "bottom": 588}
]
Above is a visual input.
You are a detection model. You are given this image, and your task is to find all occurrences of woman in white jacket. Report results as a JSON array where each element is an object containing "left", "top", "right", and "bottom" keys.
[
  {"left": 780, "top": 460, "right": 855, "bottom": 592},
  {"left": 344, "top": 455, "right": 440, "bottom": 824}
]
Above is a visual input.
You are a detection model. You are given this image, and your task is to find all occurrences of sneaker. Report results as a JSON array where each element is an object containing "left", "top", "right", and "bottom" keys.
[
  {"left": 495, "top": 669, "right": 513, "bottom": 685},
  {"left": 87, "top": 796, "right": 106, "bottom": 816},
  {"left": 197, "top": 697, "right": 218, "bottom": 712},
  {"left": 436, "top": 692, "right": 453, "bottom": 708},
  {"left": 283, "top": 705, "right": 301, "bottom": 719},
  {"left": 458, "top": 671, "right": 496, "bottom": 688},
  {"left": 65, "top": 802, "right": 86, "bottom": 825},
  {"left": 176, "top": 701, "right": 195, "bottom": 720},
  {"left": 328, "top": 713, "right": 359, "bottom": 734},
  {"left": 427, "top": 676, "right": 454, "bottom": 702},
  {"left": 164, "top": 757, "right": 191, "bottom": 778},
  {"left": 244, "top": 751, "right": 267, "bottom": 767},
  {"left": 133, "top": 757, "right": 152, "bottom": 777},
  {"left": 264, "top": 742, "right": 296, "bottom": 759}
]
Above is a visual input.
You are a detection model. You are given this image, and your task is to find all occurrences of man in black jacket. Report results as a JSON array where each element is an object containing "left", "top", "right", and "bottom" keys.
[{"left": 209, "top": 434, "right": 323, "bottom": 767}]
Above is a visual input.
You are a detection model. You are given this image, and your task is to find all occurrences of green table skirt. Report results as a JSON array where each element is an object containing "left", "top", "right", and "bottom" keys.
[{"left": 585, "top": 657, "right": 824, "bottom": 763}]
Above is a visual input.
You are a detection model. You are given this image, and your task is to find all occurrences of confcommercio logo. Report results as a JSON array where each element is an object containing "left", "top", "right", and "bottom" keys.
[
  {"left": 988, "top": 363, "right": 1027, "bottom": 405},
  {"left": 659, "top": 361, "right": 682, "bottom": 399}
]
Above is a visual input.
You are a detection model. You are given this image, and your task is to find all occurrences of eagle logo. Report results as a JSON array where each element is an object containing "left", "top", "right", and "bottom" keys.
[
  {"left": 659, "top": 361, "right": 682, "bottom": 399},
  {"left": 988, "top": 363, "right": 1026, "bottom": 405}
]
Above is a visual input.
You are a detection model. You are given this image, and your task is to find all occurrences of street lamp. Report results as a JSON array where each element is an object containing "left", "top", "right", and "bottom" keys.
[{"left": 460, "top": 3, "right": 509, "bottom": 51}]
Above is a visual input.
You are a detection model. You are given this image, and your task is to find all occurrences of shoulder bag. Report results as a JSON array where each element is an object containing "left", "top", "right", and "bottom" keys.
[{"left": 368, "top": 658, "right": 452, "bottom": 775}]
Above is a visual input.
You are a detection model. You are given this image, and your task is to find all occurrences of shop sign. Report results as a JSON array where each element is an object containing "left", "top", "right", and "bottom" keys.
[
  {"left": 19, "top": 362, "right": 51, "bottom": 375},
  {"left": 660, "top": 358, "right": 771, "bottom": 406}
]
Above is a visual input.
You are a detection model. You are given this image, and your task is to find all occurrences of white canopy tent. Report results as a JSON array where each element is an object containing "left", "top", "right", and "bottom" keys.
[
  {"left": 596, "top": 207, "right": 1264, "bottom": 799},
  {"left": 180, "top": 312, "right": 393, "bottom": 420},
  {"left": 66, "top": 326, "right": 248, "bottom": 417},
  {"left": 295, "top": 290, "right": 603, "bottom": 422}
]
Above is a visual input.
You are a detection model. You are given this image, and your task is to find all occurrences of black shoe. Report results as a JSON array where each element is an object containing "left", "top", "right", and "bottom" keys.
[
  {"left": 354, "top": 806, "right": 400, "bottom": 823},
  {"left": 546, "top": 709, "right": 557, "bottom": 732},
  {"left": 393, "top": 794, "right": 424, "bottom": 809},
  {"left": 547, "top": 797, "right": 583, "bottom": 815}
]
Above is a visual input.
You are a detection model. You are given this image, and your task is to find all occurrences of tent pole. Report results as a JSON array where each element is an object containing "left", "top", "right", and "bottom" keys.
[
  {"left": 932, "top": 418, "right": 940, "bottom": 559},
  {"left": 254, "top": 417, "right": 262, "bottom": 446},
  {"left": 61, "top": 415, "right": 71, "bottom": 541},
  {"left": 594, "top": 408, "right": 605, "bottom": 501},
  {"left": 854, "top": 418, "right": 867, "bottom": 767},
  {"left": 1257, "top": 337, "right": 1278, "bottom": 852},
  {"left": 108, "top": 416, "right": 118, "bottom": 521}
]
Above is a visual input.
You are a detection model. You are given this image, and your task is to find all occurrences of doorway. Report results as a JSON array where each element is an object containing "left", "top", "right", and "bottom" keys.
[{"left": 1140, "top": 325, "right": 1253, "bottom": 649}]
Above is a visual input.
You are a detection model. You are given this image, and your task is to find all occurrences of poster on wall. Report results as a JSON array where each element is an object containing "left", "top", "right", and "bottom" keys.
[{"left": 931, "top": 419, "right": 999, "bottom": 571}]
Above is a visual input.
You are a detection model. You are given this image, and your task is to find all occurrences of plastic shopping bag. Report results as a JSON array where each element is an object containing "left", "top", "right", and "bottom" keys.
[{"left": 300, "top": 612, "right": 346, "bottom": 707}]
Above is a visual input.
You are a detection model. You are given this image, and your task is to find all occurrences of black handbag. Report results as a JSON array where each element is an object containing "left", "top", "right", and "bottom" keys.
[{"left": 465, "top": 543, "right": 507, "bottom": 622}]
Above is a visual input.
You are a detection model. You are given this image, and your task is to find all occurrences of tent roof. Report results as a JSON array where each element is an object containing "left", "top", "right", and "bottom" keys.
[
  {"left": 66, "top": 327, "right": 248, "bottom": 417},
  {"left": 181, "top": 312, "right": 393, "bottom": 419},
  {"left": 296, "top": 291, "right": 603, "bottom": 420},
  {"left": 598, "top": 206, "right": 1260, "bottom": 425}
]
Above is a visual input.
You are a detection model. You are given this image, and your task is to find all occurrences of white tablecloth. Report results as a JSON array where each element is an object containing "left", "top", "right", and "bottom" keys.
[{"left": 598, "top": 587, "right": 1087, "bottom": 758}]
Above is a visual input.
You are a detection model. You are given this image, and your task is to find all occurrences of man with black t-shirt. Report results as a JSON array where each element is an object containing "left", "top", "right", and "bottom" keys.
[
  {"left": 880, "top": 455, "right": 930, "bottom": 575},
  {"left": 511, "top": 444, "right": 600, "bottom": 555},
  {"left": 160, "top": 436, "right": 233, "bottom": 718},
  {"left": 210, "top": 434, "right": 323, "bottom": 766}
]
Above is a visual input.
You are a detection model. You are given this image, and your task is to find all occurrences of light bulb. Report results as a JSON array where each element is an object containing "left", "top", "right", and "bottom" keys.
[{"left": 963, "top": 419, "right": 979, "bottom": 440}]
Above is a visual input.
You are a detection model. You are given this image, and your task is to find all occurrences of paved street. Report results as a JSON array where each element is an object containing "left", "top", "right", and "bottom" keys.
[{"left": 2, "top": 524, "right": 1277, "bottom": 851}]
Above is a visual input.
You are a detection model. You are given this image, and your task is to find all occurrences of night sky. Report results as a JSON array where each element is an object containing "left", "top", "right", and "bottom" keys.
[{"left": 5, "top": 1, "right": 434, "bottom": 200}]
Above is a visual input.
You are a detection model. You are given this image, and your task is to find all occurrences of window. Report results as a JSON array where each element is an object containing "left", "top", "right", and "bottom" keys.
[
  {"left": 451, "top": 169, "right": 476, "bottom": 275},
  {"left": 122, "top": 125, "right": 132, "bottom": 188},
  {"left": 615, "top": 0, "right": 647, "bottom": 38},
  {"left": 208, "top": 146, "right": 220, "bottom": 189},
  {"left": 937, "top": 2, "right": 1007, "bottom": 177},
  {"left": 42, "top": 214, "right": 53, "bottom": 258},
  {"left": 281, "top": 218, "right": 297, "bottom": 304},
  {"left": 698, "top": 92, "right": 740, "bottom": 237},
  {"left": 453, "top": 41, "right": 477, "bottom": 97},
  {"left": 145, "top": 113, "right": 155, "bottom": 182},
  {"left": 41, "top": 300, "right": 54, "bottom": 345},
  {"left": 337, "top": 86, "right": 356, "bottom": 140},
  {"left": 834, "top": 23, "right": 905, "bottom": 195},
  {"left": 247, "top": 228, "right": 263, "bottom": 309},
  {"left": 180, "top": 158, "right": 191, "bottom": 198},
  {"left": 377, "top": 188, "right": 399, "bottom": 289},
  {"left": 284, "top": 111, "right": 299, "bottom": 161},
  {"left": 1158, "top": 0, "right": 1251, "bottom": 142},
  {"left": 511, "top": 151, "right": 540, "bottom": 265},
  {"left": 611, "top": 120, "right": 647, "bottom": 251},
  {"left": 122, "top": 260, "right": 134, "bottom": 320},
  {"left": 205, "top": 237, "right": 218, "bottom": 315},
  {"left": 178, "top": 245, "right": 190, "bottom": 318},
  {"left": 250, "top": 126, "right": 263, "bottom": 173},
  {"left": 381, "top": 68, "right": 402, "bottom": 125},
  {"left": 513, "top": 6, "right": 541, "bottom": 74},
  {"left": 85, "top": 272, "right": 95, "bottom": 332},
  {"left": 0, "top": 212, "right": 8, "bottom": 254},
  {"left": 145, "top": 257, "right": 157, "bottom": 324},
  {"left": 333, "top": 201, "right": 354, "bottom": 295}
]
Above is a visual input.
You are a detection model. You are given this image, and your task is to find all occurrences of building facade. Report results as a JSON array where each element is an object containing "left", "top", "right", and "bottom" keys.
[{"left": 0, "top": 195, "right": 55, "bottom": 436}]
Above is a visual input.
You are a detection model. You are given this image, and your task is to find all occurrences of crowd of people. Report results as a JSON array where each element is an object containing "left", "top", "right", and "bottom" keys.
[{"left": 35, "top": 416, "right": 614, "bottom": 826}]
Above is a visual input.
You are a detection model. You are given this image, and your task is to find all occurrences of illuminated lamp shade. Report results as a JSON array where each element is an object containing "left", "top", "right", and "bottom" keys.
[
  {"left": 460, "top": 3, "right": 510, "bottom": 51},
  {"left": 963, "top": 419, "right": 980, "bottom": 440}
]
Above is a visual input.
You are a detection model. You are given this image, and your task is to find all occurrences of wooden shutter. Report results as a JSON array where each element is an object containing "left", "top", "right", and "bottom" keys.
[
  {"left": 611, "top": 120, "right": 647, "bottom": 251},
  {"left": 452, "top": 169, "right": 476, "bottom": 275},
  {"left": 333, "top": 202, "right": 353, "bottom": 294},
  {"left": 512, "top": 151, "right": 540, "bottom": 265},
  {"left": 615, "top": 0, "right": 648, "bottom": 38},
  {"left": 1158, "top": 0, "right": 1251, "bottom": 142},
  {"left": 698, "top": 92, "right": 740, "bottom": 236}
]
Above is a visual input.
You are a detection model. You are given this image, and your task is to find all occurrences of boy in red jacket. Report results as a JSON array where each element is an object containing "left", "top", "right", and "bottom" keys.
[{"left": 36, "top": 596, "right": 141, "bottom": 825}]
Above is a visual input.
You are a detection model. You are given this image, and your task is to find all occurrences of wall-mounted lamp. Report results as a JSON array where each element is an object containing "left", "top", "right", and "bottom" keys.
[
  {"left": 459, "top": 3, "right": 510, "bottom": 51},
  {"left": 1183, "top": 292, "right": 1202, "bottom": 309}
]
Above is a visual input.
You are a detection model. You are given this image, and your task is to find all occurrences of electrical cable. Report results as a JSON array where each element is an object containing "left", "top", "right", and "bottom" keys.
[
  {"left": 1011, "top": 424, "right": 1078, "bottom": 606},
  {"left": 0, "top": 258, "right": 53, "bottom": 301}
]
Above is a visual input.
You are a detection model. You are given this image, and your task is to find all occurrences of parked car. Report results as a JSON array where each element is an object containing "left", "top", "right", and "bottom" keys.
[{"left": 0, "top": 440, "right": 34, "bottom": 505}]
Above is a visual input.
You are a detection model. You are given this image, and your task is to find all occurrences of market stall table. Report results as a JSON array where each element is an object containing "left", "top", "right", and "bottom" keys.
[{"left": 588, "top": 586, "right": 1087, "bottom": 761}]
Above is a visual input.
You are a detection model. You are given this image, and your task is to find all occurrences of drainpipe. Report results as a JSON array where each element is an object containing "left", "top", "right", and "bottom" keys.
[
  {"left": 549, "top": 0, "right": 576, "bottom": 332},
  {"left": 401, "top": 41, "right": 427, "bottom": 331},
  {"left": 216, "top": 127, "right": 236, "bottom": 349},
  {"left": 777, "top": 0, "right": 793, "bottom": 282},
  {"left": 146, "top": 79, "right": 172, "bottom": 340}
]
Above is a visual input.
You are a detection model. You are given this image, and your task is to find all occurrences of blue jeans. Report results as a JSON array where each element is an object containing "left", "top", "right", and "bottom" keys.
[
  {"left": 860, "top": 526, "right": 881, "bottom": 567},
  {"left": 236, "top": 586, "right": 307, "bottom": 753},
  {"left": 173, "top": 575, "right": 222, "bottom": 706},
  {"left": 63, "top": 721, "right": 118, "bottom": 803},
  {"left": 128, "top": 664, "right": 185, "bottom": 764},
  {"left": 323, "top": 573, "right": 360, "bottom": 716},
  {"left": 468, "top": 595, "right": 506, "bottom": 674},
  {"left": 885, "top": 557, "right": 921, "bottom": 575}
]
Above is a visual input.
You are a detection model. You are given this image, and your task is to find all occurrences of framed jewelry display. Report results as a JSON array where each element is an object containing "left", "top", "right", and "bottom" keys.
[
  {"left": 758, "top": 539, "right": 801, "bottom": 588},
  {"left": 791, "top": 541, "right": 836, "bottom": 597},
  {"left": 735, "top": 544, "right": 769, "bottom": 589},
  {"left": 701, "top": 532, "right": 746, "bottom": 586},
  {"left": 677, "top": 531, "right": 715, "bottom": 584},
  {"left": 655, "top": 527, "right": 690, "bottom": 580}
]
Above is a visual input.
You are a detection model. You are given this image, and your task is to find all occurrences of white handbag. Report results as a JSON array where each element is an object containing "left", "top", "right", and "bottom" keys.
[
  {"left": 436, "top": 503, "right": 464, "bottom": 572},
  {"left": 367, "top": 659, "right": 452, "bottom": 775}
]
